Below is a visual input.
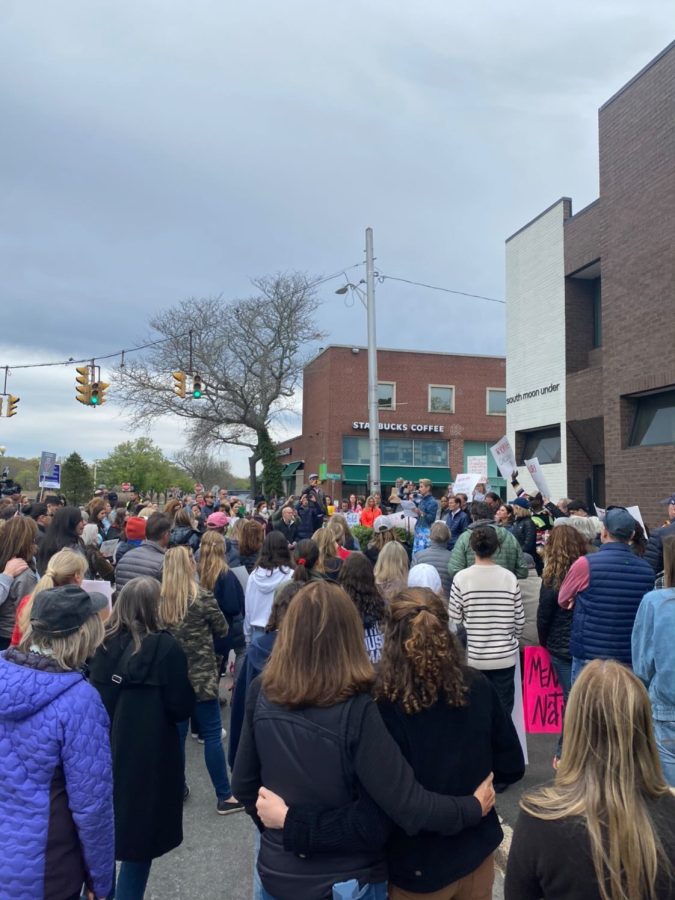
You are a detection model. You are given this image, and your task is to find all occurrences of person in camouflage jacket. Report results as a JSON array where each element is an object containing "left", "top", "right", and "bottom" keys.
[{"left": 448, "top": 502, "right": 528, "bottom": 581}]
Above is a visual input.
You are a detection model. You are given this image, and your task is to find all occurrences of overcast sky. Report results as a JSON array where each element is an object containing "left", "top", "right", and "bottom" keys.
[{"left": 1, "top": 0, "right": 672, "bottom": 476}]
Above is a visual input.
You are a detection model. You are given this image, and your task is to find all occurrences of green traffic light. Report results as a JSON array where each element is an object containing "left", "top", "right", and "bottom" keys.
[
  {"left": 91, "top": 396, "right": 99, "bottom": 405},
  {"left": 193, "top": 389, "right": 202, "bottom": 399}
]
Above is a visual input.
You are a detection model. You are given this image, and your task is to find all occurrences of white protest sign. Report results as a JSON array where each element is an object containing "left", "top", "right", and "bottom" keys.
[
  {"left": 82, "top": 579, "right": 113, "bottom": 619},
  {"left": 344, "top": 511, "right": 361, "bottom": 528},
  {"left": 490, "top": 436, "right": 517, "bottom": 481},
  {"left": 513, "top": 652, "right": 529, "bottom": 764},
  {"left": 99, "top": 539, "right": 119, "bottom": 559},
  {"left": 467, "top": 455, "right": 488, "bottom": 478},
  {"left": 594, "top": 505, "right": 606, "bottom": 521},
  {"left": 626, "top": 505, "right": 645, "bottom": 530},
  {"left": 453, "top": 473, "right": 482, "bottom": 498},
  {"left": 524, "top": 457, "right": 552, "bottom": 499}
]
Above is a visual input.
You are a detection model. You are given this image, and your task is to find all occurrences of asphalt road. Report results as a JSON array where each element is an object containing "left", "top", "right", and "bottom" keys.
[{"left": 143, "top": 682, "right": 557, "bottom": 900}]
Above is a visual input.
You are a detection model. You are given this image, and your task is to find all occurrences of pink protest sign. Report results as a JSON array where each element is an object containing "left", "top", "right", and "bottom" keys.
[{"left": 522, "top": 646, "right": 565, "bottom": 733}]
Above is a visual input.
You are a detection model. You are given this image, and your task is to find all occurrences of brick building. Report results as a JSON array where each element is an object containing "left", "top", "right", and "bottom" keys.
[
  {"left": 505, "top": 41, "right": 675, "bottom": 527},
  {"left": 277, "top": 345, "right": 506, "bottom": 499}
]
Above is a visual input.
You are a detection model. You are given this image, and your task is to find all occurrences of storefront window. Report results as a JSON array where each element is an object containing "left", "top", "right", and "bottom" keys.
[
  {"left": 429, "top": 385, "right": 454, "bottom": 413},
  {"left": 521, "top": 426, "right": 561, "bottom": 464},
  {"left": 414, "top": 440, "right": 448, "bottom": 467},
  {"left": 381, "top": 438, "right": 414, "bottom": 465},
  {"left": 629, "top": 388, "right": 675, "bottom": 447},
  {"left": 487, "top": 389, "right": 506, "bottom": 415},
  {"left": 342, "top": 436, "right": 370, "bottom": 464},
  {"left": 377, "top": 382, "right": 396, "bottom": 410}
]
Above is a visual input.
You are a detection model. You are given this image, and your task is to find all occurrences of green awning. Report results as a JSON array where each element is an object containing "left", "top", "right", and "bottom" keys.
[
  {"left": 342, "top": 465, "right": 452, "bottom": 484},
  {"left": 281, "top": 461, "right": 303, "bottom": 478}
]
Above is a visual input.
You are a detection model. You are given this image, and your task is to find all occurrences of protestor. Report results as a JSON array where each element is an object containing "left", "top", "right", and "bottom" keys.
[
  {"left": 449, "top": 527, "right": 524, "bottom": 721},
  {"left": 199, "top": 491, "right": 217, "bottom": 526},
  {"left": 553, "top": 514, "right": 599, "bottom": 554},
  {"left": 374, "top": 540, "right": 409, "bottom": 604},
  {"left": 228, "top": 582, "right": 303, "bottom": 770},
  {"left": 89, "top": 577, "right": 194, "bottom": 898},
  {"left": 360, "top": 495, "right": 382, "bottom": 530},
  {"left": 198, "top": 530, "right": 246, "bottom": 685},
  {"left": 291, "top": 539, "right": 322, "bottom": 583},
  {"left": 115, "top": 512, "right": 171, "bottom": 591},
  {"left": 630, "top": 519, "right": 649, "bottom": 557},
  {"left": 558, "top": 506, "right": 655, "bottom": 683},
  {"left": 11, "top": 548, "right": 88, "bottom": 648},
  {"left": 329, "top": 513, "right": 361, "bottom": 551},
  {"left": 0, "top": 585, "right": 114, "bottom": 899},
  {"left": 484, "top": 491, "right": 502, "bottom": 516},
  {"left": 81, "top": 524, "right": 114, "bottom": 584},
  {"left": 170, "top": 508, "right": 201, "bottom": 554},
  {"left": 0, "top": 516, "right": 39, "bottom": 650},
  {"left": 272, "top": 505, "right": 298, "bottom": 547},
  {"left": 444, "top": 495, "right": 470, "bottom": 549},
  {"left": 243, "top": 531, "right": 294, "bottom": 645},
  {"left": 511, "top": 498, "right": 537, "bottom": 561},
  {"left": 86, "top": 497, "right": 108, "bottom": 541},
  {"left": 645, "top": 492, "right": 675, "bottom": 575},
  {"left": 348, "top": 493, "right": 363, "bottom": 513},
  {"left": 411, "top": 520, "right": 452, "bottom": 598},
  {"left": 339, "top": 552, "right": 386, "bottom": 664},
  {"left": 364, "top": 521, "right": 399, "bottom": 567},
  {"left": 233, "top": 582, "right": 500, "bottom": 900},
  {"left": 160, "top": 546, "right": 240, "bottom": 814},
  {"left": 26, "top": 502, "right": 51, "bottom": 548},
  {"left": 632, "top": 535, "right": 675, "bottom": 786},
  {"left": 504, "top": 661, "right": 675, "bottom": 900},
  {"left": 411, "top": 479, "right": 438, "bottom": 555},
  {"left": 37, "top": 506, "right": 88, "bottom": 577},
  {"left": 164, "top": 498, "right": 183, "bottom": 524},
  {"left": 114, "top": 515, "right": 146, "bottom": 566},
  {"left": 227, "top": 518, "right": 245, "bottom": 567},
  {"left": 0, "top": 556, "right": 29, "bottom": 613},
  {"left": 495, "top": 502, "right": 515, "bottom": 530},
  {"left": 449, "top": 502, "right": 528, "bottom": 581},
  {"left": 312, "top": 527, "right": 343, "bottom": 582},
  {"left": 105, "top": 507, "right": 128, "bottom": 541},
  {"left": 239, "top": 520, "right": 266, "bottom": 573}
]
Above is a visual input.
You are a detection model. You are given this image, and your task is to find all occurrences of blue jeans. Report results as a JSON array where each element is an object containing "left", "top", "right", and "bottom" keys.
[
  {"left": 653, "top": 720, "right": 675, "bottom": 787},
  {"left": 571, "top": 656, "right": 593, "bottom": 685},
  {"left": 178, "top": 698, "right": 232, "bottom": 800},
  {"left": 260, "top": 882, "right": 387, "bottom": 900},
  {"left": 108, "top": 860, "right": 152, "bottom": 899}
]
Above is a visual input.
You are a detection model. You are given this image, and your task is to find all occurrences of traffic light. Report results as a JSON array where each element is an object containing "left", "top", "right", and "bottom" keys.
[
  {"left": 75, "top": 366, "right": 92, "bottom": 405},
  {"left": 191, "top": 374, "right": 204, "bottom": 399},
  {"left": 7, "top": 395, "right": 19, "bottom": 417},
  {"left": 172, "top": 371, "right": 187, "bottom": 398},
  {"left": 90, "top": 381, "right": 109, "bottom": 406}
]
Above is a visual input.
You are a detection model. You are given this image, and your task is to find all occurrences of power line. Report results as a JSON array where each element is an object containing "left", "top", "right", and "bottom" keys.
[
  {"left": 379, "top": 274, "right": 505, "bottom": 305},
  {"left": 0, "top": 265, "right": 364, "bottom": 371}
]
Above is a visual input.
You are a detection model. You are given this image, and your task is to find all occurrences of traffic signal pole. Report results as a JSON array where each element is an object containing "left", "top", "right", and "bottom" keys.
[{"left": 365, "top": 227, "right": 380, "bottom": 498}]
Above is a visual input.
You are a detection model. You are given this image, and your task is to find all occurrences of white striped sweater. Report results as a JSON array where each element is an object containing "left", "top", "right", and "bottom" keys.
[{"left": 449, "top": 564, "right": 525, "bottom": 670}]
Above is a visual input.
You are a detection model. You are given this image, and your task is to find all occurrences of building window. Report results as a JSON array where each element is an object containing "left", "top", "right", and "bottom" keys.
[
  {"left": 486, "top": 388, "right": 506, "bottom": 415},
  {"left": 377, "top": 382, "right": 396, "bottom": 410},
  {"left": 414, "top": 440, "right": 448, "bottom": 467},
  {"left": 629, "top": 388, "right": 675, "bottom": 447},
  {"left": 381, "top": 439, "right": 414, "bottom": 466},
  {"left": 521, "top": 426, "right": 561, "bottom": 465},
  {"left": 429, "top": 385, "right": 454, "bottom": 413},
  {"left": 342, "top": 436, "right": 370, "bottom": 465}
]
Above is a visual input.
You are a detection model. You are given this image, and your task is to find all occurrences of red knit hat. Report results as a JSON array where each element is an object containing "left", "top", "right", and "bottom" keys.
[{"left": 125, "top": 517, "right": 147, "bottom": 541}]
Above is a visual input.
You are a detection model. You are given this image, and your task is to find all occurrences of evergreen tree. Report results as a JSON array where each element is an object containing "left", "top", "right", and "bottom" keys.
[
  {"left": 61, "top": 453, "right": 94, "bottom": 506},
  {"left": 259, "top": 428, "right": 283, "bottom": 497}
]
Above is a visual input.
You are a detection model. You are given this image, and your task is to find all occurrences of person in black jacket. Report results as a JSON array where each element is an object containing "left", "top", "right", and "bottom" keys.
[
  {"left": 294, "top": 491, "right": 322, "bottom": 540},
  {"left": 170, "top": 508, "right": 201, "bottom": 554},
  {"left": 233, "top": 581, "right": 498, "bottom": 900},
  {"left": 89, "top": 576, "right": 194, "bottom": 898},
  {"left": 198, "top": 531, "right": 246, "bottom": 684},
  {"left": 254, "top": 588, "right": 524, "bottom": 899},
  {"left": 511, "top": 499, "right": 537, "bottom": 560},
  {"left": 272, "top": 505, "right": 299, "bottom": 548}
]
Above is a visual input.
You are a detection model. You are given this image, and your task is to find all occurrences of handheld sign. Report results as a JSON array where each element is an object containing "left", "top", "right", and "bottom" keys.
[
  {"left": 524, "top": 457, "right": 552, "bottom": 499},
  {"left": 453, "top": 473, "right": 482, "bottom": 498},
  {"left": 522, "top": 646, "right": 565, "bottom": 734},
  {"left": 490, "top": 436, "right": 518, "bottom": 481}
]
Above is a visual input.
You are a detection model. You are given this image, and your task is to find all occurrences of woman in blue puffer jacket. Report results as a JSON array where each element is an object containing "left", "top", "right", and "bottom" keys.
[{"left": 0, "top": 584, "right": 114, "bottom": 900}]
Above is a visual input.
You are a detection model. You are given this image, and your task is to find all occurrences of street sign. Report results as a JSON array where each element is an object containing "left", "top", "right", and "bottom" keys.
[
  {"left": 39, "top": 464, "right": 61, "bottom": 489},
  {"left": 326, "top": 472, "right": 341, "bottom": 481}
]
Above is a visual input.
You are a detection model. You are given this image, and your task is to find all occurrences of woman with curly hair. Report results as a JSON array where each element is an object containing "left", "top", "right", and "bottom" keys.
[{"left": 339, "top": 552, "right": 386, "bottom": 662}]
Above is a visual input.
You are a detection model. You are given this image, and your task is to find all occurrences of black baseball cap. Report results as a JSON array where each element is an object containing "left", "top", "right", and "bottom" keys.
[{"left": 31, "top": 585, "right": 108, "bottom": 637}]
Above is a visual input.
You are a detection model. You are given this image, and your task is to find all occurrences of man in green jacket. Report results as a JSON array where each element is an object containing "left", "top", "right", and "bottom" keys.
[{"left": 448, "top": 501, "right": 528, "bottom": 580}]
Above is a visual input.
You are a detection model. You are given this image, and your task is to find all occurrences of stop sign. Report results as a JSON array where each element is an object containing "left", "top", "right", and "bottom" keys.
[{"left": 121, "top": 482, "right": 131, "bottom": 492}]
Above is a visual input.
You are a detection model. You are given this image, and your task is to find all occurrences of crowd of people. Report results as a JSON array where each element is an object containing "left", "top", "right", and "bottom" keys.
[{"left": 0, "top": 471, "right": 674, "bottom": 899}]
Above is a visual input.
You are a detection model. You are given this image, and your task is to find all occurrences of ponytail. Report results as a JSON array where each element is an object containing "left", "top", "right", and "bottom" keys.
[{"left": 292, "top": 539, "right": 319, "bottom": 583}]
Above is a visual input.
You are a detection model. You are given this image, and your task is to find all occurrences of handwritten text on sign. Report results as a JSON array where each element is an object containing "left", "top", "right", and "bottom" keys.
[{"left": 522, "top": 646, "right": 565, "bottom": 733}]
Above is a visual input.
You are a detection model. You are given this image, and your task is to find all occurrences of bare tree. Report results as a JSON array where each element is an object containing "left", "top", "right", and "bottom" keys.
[
  {"left": 114, "top": 273, "right": 324, "bottom": 491},
  {"left": 172, "top": 447, "right": 236, "bottom": 491}
]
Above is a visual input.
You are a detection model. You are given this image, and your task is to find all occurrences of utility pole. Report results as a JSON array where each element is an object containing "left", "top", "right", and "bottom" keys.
[{"left": 365, "top": 227, "right": 380, "bottom": 497}]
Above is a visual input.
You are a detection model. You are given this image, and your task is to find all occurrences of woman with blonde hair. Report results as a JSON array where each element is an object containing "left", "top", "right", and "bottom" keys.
[
  {"left": 11, "top": 547, "right": 87, "bottom": 648},
  {"left": 160, "top": 546, "right": 242, "bottom": 814},
  {"left": 0, "top": 584, "right": 113, "bottom": 898},
  {"left": 164, "top": 498, "right": 183, "bottom": 523},
  {"left": 365, "top": 526, "right": 399, "bottom": 566},
  {"left": 360, "top": 495, "right": 382, "bottom": 530},
  {"left": 312, "top": 527, "right": 343, "bottom": 581},
  {"left": 0, "top": 516, "right": 38, "bottom": 650},
  {"left": 198, "top": 530, "right": 246, "bottom": 684},
  {"left": 374, "top": 541, "right": 409, "bottom": 603},
  {"left": 505, "top": 660, "right": 675, "bottom": 899}
]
